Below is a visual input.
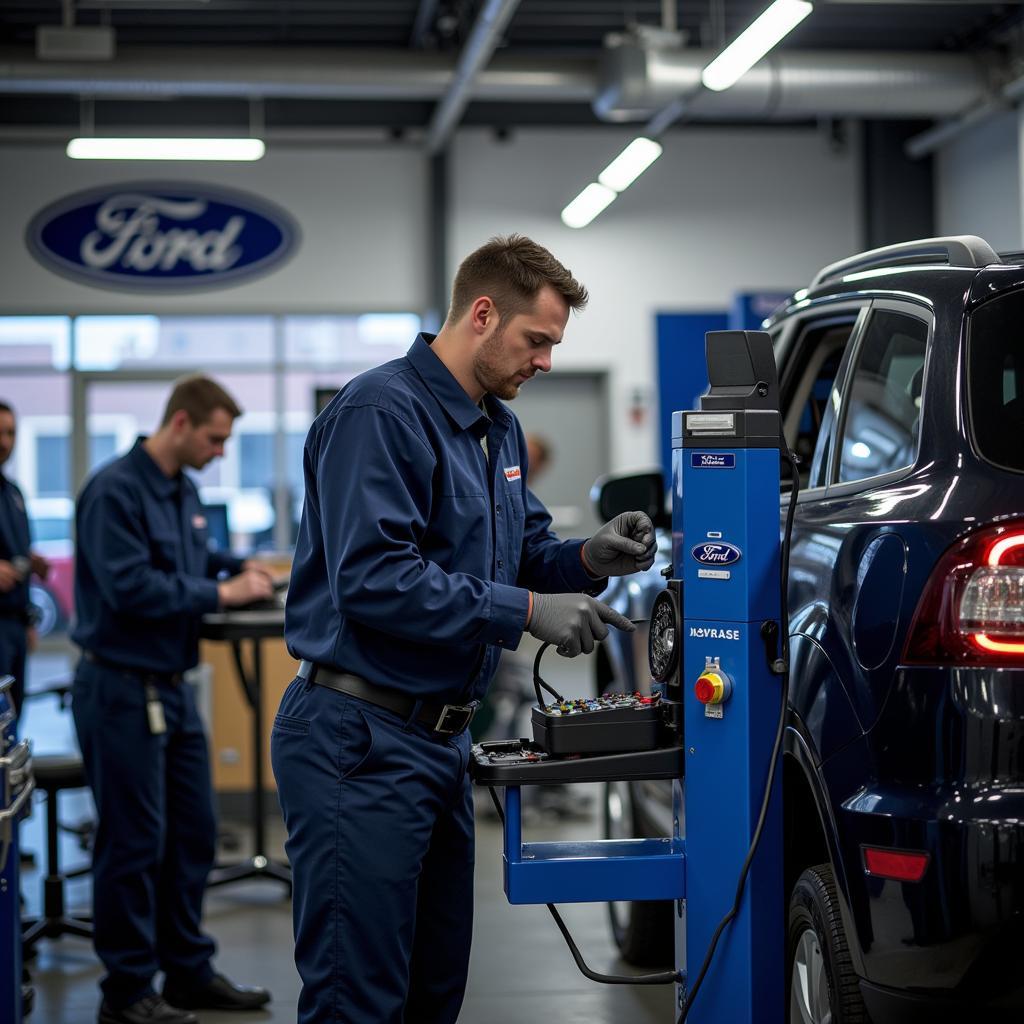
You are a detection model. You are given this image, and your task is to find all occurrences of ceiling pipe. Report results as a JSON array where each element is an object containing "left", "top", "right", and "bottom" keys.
[
  {"left": 904, "top": 67, "right": 1024, "bottom": 158},
  {"left": 424, "top": 0, "right": 522, "bottom": 154},
  {"left": 0, "top": 47, "right": 592, "bottom": 102},
  {"left": 0, "top": 44, "right": 994, "bottom": 124},
  {"left": 595, "top": 45, "right": 989, "bottom": 122}
]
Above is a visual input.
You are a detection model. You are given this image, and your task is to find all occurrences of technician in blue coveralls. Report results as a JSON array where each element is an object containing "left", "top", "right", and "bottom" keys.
[
  {"left": 0, "top": 401, "right": 50, "bottom": 718},
  {"left": 72, "top": 376, "right": 276, "bottom": 1024},
  {"left": 274, "top": 235, "right": 657, "bottom": 1024}
]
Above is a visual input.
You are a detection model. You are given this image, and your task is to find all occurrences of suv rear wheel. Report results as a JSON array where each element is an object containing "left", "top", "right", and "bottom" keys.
[
  {"left": 604, "top": 780, "right": 673, "bottom": 966},
  {"left": 788, "top": 864, "right": 868, "bottom": 1024}
]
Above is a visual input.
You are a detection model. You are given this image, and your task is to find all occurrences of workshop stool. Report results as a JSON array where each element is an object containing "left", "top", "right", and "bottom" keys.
[{"left": 21, "top": 752, "right": 93, "bottom": 951}]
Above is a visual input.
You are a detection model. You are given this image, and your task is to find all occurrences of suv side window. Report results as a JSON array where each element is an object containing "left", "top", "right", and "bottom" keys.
[
  {"left": 778, "top": 312, "right": 863, "bottom": 490},
  {"left": 836, "top": 309, "right": 928, "bottom": 484}
]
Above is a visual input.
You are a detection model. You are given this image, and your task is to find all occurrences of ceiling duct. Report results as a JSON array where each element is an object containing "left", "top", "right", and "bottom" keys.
[
  {"left": 0, "top": 47, "right": 594, "bottom": 102},
  {"left": 594, "top": 40, "right": 992, "bottom": 122}
]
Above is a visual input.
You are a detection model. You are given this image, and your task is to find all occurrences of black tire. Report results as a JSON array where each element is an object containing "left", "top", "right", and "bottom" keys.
[
  {"left": 787, "top": 863, "right": 868, "bottom": 1024},
  {"left": 603, "top": 780, "right": 674, "bottom": 967}
]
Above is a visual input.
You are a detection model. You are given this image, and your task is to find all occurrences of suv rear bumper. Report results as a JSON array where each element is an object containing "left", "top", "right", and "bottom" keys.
[
  {"left": 860, "top": 978, "right": 1024, "bottom": 1023},
  {"left": 839, "top": 791, "right": 1024, "bottom": 1003}
]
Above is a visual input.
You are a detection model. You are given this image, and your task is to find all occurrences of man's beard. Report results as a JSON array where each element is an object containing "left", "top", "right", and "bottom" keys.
[{"left": 473, "top": 325, "right": 521, "bottom": 401}]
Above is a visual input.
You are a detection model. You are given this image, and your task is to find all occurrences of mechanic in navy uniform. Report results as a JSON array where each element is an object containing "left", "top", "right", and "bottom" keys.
[
  {"left": 0, "top": 401, "right": 49, "bottom": 719},
  {"left": 273, "top": 235, "right": 656, "bottom": 1024},
  {"left": 72, "top": 375, "right": 276, "bottom": 1024}
]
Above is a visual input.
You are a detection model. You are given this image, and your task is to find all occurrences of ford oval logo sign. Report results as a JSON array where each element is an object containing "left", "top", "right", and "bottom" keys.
[
  {"left": 691, "top": 542, "right": 742, "bottom": 566},
  {"left": 26, "top": 182, "right": 299, "bottom": 291}
]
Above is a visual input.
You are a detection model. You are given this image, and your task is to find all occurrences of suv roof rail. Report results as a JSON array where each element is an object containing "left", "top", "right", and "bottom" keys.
[{"left": 811, "top": 235, "right": 1000, "bottom": 289}]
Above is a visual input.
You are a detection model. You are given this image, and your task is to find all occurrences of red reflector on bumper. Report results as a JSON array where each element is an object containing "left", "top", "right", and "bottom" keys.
[{"left": 862, "top": 847, "right": 929, "bottom": 882}]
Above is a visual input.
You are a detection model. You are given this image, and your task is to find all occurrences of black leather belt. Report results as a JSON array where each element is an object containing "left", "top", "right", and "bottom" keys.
[
  {"left": 297, "top": 661, "right": 478, "bottom": 737},
  {"left": 83, "top": 650, "right": 184, "bottom": 686}
]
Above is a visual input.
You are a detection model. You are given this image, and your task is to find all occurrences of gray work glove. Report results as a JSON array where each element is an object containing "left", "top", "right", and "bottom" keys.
[
  {"left": 582, "top": 511, "right": 657, "bottom": 577},
  {"left": 527, "top": 592, "right": 635, "bottom": 658}
]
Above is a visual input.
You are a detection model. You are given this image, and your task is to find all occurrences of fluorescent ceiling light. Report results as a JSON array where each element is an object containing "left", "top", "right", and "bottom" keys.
[
  {"left": 598, "top": 137, "right": 663, "bottom": 193},
  {"left": 66, "top": 137, "right": 265, "bottom": 161},
  {"left": 561, "top": 183, "right": 617, "bottom": 229},
  {"left": 702, "top": 0, "right": 813, "bottom": 93}
]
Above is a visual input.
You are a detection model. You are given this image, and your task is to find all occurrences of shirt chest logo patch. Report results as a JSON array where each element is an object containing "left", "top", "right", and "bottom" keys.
[
  {"left": 192, "top": 514, "right": 207, "bottom": 530},
  {"left": 504, "top": 465, "right": 522, "bottom": 482}
]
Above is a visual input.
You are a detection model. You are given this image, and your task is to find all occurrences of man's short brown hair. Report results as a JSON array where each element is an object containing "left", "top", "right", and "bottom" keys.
[
  {"left": 448, "top": 234, "right": 588, "bottom": 325},
  {"left": 160, "top": 374, "right": 242, "bottom": 427}
]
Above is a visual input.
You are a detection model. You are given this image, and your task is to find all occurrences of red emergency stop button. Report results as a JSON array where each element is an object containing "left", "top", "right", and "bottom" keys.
[{"left": 695, "top": 671, "right": 729, "bottom": 705}]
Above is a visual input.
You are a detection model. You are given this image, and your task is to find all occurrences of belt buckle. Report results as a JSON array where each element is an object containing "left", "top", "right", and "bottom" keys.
[{"left": 434, "top": 703, "right": 475, "bottom": 735}]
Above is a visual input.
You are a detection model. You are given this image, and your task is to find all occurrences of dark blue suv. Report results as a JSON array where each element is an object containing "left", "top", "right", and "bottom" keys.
[{"left": 596, "top": 236, "right": 1024, "bottom": 1023}]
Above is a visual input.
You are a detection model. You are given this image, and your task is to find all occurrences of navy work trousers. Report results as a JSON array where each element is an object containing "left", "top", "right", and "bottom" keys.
[
  {"left": 72, "top": 658, "right": 217, "bottom": 1008},
  {"left": 271, "top": 677, "right": 475, "bottom": 1024},
  {"left": 0, "top": 618, "right": 27, "bottom": 717}
]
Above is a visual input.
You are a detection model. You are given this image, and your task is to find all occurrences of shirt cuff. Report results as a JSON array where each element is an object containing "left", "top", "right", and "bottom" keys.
[
  {"left": 560, "top": 540, "right": 608, "bottom": 596},
  {"left": 484, "top": 582, "right": 531, "bottom": 651},
  {"left": 191, "top": 578, "right": 222, "bottom": 614}
]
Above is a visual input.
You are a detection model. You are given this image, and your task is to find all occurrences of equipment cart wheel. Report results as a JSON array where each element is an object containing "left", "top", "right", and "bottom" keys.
[{"left": 787, "top": 864, "right": 868, "bottom": 1024}]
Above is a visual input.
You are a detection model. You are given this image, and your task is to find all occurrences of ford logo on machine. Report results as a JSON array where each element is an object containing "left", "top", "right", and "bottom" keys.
[
  {"left": 691, "top": 542, "right": 742, "bottom": 566},
  {"left": 26, "top": 182, "right": 299, "bottom": 291}
]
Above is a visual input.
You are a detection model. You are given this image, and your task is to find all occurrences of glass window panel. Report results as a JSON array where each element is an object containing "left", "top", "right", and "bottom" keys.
[
  {"left": 0, "top": 317, "right": 71, "bottom": 369},
  {"left": 75, "top": 315, "right": 273, "bottom": 369},
  {"left": 36, "top": 436, "right": 69, "bottom": 497},
  {"left": 239, "top": 432, "right": 274, "bottom": 490},
  {"left": 837, "top": 311, "right": 928, "bottom": 484},
  {"left": 90, "top": 433, "right": 118, "bottom": 472},
  {"left": 284, "top": 313, "right": 418, "bottom": 367}
]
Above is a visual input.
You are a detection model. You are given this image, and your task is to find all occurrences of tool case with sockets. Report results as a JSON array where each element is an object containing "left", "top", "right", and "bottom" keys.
[{"left": 532, "top": 691, "right": 666, "bottom": 755}]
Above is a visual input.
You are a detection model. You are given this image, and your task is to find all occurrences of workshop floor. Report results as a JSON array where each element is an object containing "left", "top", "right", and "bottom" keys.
[{"left": 18, "top": 644, "right": 674, "bottom": 1024}]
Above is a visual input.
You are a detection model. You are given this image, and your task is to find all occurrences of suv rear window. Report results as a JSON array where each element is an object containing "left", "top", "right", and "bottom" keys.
[{"left": 969, "top": 288, "right": 1024, "bottom": 473}]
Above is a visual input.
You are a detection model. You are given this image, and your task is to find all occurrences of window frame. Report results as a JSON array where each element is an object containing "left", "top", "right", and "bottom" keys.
[
  {"left": 773, "top": 300, "right": 872, "bottom": 501},
  {"left": 824, "top": 298, "right": 934, "bottom": 498}
]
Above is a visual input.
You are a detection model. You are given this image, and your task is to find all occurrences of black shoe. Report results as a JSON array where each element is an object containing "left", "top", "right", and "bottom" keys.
[
  {"left": 162, "top": 972, "right": 271, "bottom": 1011},
  {"left": 98, "top": 995, "right": 198, "bottom": 1024}
]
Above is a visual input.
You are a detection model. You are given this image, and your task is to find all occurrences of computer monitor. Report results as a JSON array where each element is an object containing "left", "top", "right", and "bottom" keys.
[{"left": 201, "top": 502, "right": 230, "bottom": 552}]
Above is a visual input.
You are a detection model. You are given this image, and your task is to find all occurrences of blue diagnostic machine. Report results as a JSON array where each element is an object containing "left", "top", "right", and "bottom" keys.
[{"left": 473, "top": 330, "right": 793, "bottom": 1023}]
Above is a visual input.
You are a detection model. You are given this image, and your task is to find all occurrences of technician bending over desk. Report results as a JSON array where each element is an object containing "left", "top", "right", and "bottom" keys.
[
  {"left": 273, "top": 234, "right": 656, "bottom": 1024},
  {"left": 71, "top": 375, "right": 276, "bottom": 1024}
]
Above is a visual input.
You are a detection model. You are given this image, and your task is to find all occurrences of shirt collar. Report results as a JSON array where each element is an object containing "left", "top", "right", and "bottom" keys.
[
  {"left": 406, "top": 333, "right": 495, "bottom": 435},
  {"left": 129, "top": 437, "right": 180, "bottom": 499}
]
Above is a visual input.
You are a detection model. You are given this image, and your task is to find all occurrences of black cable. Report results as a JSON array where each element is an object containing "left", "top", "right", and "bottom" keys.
[
  {"left": 675, "top": 445, "right": 801, "bottom": 1022},
  {"left": 532, "top": 641, "right": 564, "bottom": 708},
  {"left": 532, "top": 618, "right": 651, "bottom": 709},
  {"left": 486, "top": 784, "right": 680, "bottom": 987}
]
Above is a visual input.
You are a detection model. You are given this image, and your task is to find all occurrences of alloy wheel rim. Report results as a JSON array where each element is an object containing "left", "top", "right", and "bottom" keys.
[{"left": 790, "top": 927, "right": 832, "bottom": 1024}]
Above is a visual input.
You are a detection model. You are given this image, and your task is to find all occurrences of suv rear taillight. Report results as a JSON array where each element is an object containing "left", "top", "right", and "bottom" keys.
[{"left": 904, "top": 521, "right": 1024, "bottom": 666}]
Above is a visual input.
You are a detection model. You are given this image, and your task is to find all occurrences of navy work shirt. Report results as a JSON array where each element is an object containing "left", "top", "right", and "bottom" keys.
[
  {"left": 0, "top": 475, "right": 31, "bottom": 619},
  {"left": 286, "top": 333, "right": 606, "bottom": 705},
  {"left": 72, "top": 438, "right": 244, "bottom": 674}
]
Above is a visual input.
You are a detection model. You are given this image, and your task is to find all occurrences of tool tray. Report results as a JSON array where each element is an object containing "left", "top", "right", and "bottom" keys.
[{"left": 470, "top": 739, "right": 683, "bottom": 786}]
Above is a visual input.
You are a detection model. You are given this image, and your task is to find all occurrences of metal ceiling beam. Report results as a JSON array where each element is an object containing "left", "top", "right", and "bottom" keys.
[
  {"left": 409, "top": 0, "right": 440, "bottom": 48},
  {"left": 424, "top": 0, "right": 522, "bottom": 154}
]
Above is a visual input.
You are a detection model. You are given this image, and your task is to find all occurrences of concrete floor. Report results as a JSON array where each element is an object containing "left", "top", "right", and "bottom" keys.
[{"left": 16, "top": 644, "right": 675, "bottom": 1024}]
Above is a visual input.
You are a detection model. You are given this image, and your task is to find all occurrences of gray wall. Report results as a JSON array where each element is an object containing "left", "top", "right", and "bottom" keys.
[
  {"left": 936, "top": 109, "right": 1021, "bottom": 251},
  {"left": 0, "top": 145, "right": 430, "bottom": 314}
]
